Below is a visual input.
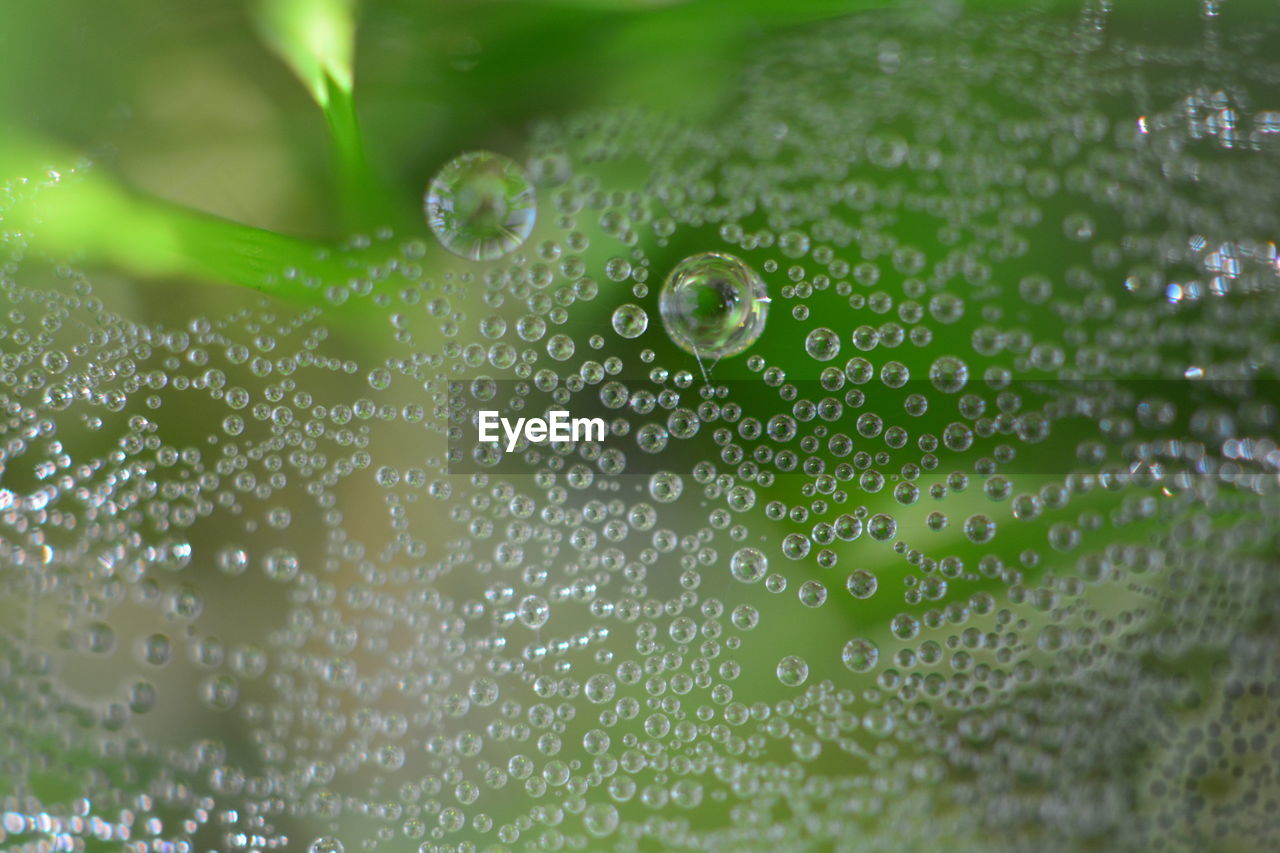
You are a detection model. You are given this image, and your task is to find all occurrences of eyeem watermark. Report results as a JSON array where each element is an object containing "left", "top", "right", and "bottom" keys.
[
  {"left": 478, "top": 410, "right": 607, "bottom": 452},
  {"left": 448, "top": 377, "right": 1271, "bottom": 476}
]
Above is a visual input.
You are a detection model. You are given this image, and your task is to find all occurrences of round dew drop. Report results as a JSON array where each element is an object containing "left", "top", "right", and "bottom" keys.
[
  {"left": 730, "top": 546, "right": 768, "bottom": 583},
  {"left": 611, "top": 303, "right": 649, "bottom": 339},
  {"left": 805, "top": 327, "right": 841, "bottom": 361},
  {"left": 842, "top": 638, "right": 879, "bottom": 673},
  {"left": 308, "top": 839, "right": 344, "bottom": 853},
  {"left": 659, "top": 252, "right": 769, "bottom": 358},
  {"left": 776, "top": 655, "right": 810, "bottom": 687},
  {"left": 845, "top": 569, "right": 878, "bottom": 599},
  {"left": 425, "top": 151, "right": 536, "bottom": 260}
]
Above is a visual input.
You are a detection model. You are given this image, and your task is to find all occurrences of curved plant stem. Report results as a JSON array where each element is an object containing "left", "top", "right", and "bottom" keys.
[{"left": 254, "top": 0, "right": 395, "bottom": 230}]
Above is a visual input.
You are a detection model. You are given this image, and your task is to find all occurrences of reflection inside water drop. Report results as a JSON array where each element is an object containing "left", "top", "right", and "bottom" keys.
[
  {"left": 424, "top": 151, "right": 536, "bottom": 261},
  {"left": 659, "top": 251, "right": 769, "bottom": 359}
]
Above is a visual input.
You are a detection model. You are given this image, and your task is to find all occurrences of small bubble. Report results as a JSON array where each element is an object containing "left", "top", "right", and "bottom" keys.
[
  {"left": 963, "top": 514, "right": 997, "bottom": 544},
  {"left": 842, "top": 638, "right": 879, "bottom": 673},
  {"left": 798, "top": 580, "right": 827, "bottom": 607},
  {"left": 518, "top": 595, "right": 550, "bottom": 629},
  {"left": 583, "top": 803, "right": 620, "bottom": 838},
  {"left": 216, "top": 546, "right": 249, "bottom": 576},
  {"left": 308, "top": 839, "right": 345, "bottom": 853},
  {"left": 546, "top": 334, "right": 576, "bottom": 361},
  {"left": 200, "top": 674, "right": 239, "bottom": 711},
  {"left": 867, "top": 513, "right": 897, "bottom": 541},
  {"left": 928, "top": 356, "right": 969, "bottom": 393},
  {"left": 648, "top": 471, "right": 684, "bottom": 503},
  {"left": 137, "top": 633, "right": 172, "bottom": 667},
  {"left": 611, "top": 304, "right": 649, "bottom": 339},
  {"left": 782, "top": 533, "right": 812, "bottom": 559},
  {"left": 890, "top": 613, "right": 921, "bottom": 640},
  {"left": 805, "top": 327, "right": 841, "bottom": 361},
  {"left": 776, "top": 655, "right": 809, "bottom": 687},
  {"left": 845, "top": 570, "right": 877, "bottom": 599},
  {"left": 730, "top": 547, "right": 768, "bottom": 583}
]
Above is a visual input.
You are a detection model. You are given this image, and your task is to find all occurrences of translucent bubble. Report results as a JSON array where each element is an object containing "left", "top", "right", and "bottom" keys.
[
  {"left": 611, "top": 304, "right": 649, "bottom": 338},
  {"left": 880, "top": 360, "right": 910, "bottom": 389},
  {"left": 648, "top": 471, "right": 684, "bottom": 502},
  {"left": 585, "top": 673, "right": 616, "bottom": 703},
  {"left": 835, "top": 514, "right": 863, "bottom": 541},
  {"left": 128, "top": 680, "right": 157, "bottom": 714},
  {"left": 731, "top": 603, "right": 759, "bottom": 630},
  {"left": 263, "top": 548, "right": 299, "bottom": 582},
  {"left": 890, "top": 613, "right": 921, "bottom": 640},
  {"left": 730, "top": 547, "right": 768, "bottom": 583},
  {"left": 200, "top": 674, "right": 239, "bottom": 711},
  {"left": 851, "top": 326, "right": 880, "bottom": 352},
  {"left": 804, "top": 327, "right": 841, "bottom": 361},
  {"left": 726, "top": 485, "right": 755, "bottom": 511},
  {"left": 546, "top": 333, "right": 576, "bottom": 361},
  {"left": 1012, "top": 494, "right": 1043, "bottom": 521},
  {"left": 928, "top": 356, "right": 969, "bottom": 393},
  {"left": 583, "top": 803, "right": 620, "bottom": 838},
  {"left": 779, "top": 230, "right": 810, "bottom": 258},
  {"left": 776, "top": 655, "right": 809, "bottom": 687},
  {"left": 424, "top": 151, "right": 536, "bottom": 260},
  {"left": 867, "top": 513, "right": 897, "bottom": 541},
  {"left": 798, "top": 580, "right": 827, "bottom": 607},
  {"left": 963, "top": 514, "right": 997, "bottom": 544},
  {"left": 212, "top": 548, "right": 244, "bottom": 573},
  {"left": 636, "top": 423, "right": 668, "bottom": 453},
  {"left": 1016, "top": 411, "right": 1051, "bottom": 443},
  {"left": 137, "top": 633, "right": 172, "bottom": 667},
  {"left": 845, "top": 570, "right": 877, "bottom": 599},
  {"left": 782, "top": 533, "right": 812, "bottom": 559},
  {"left": 605, "top": 257, "right": 633, "bottom": 282},
  {"left": 842, "top": 638, "right": 879, "bottom": 673},
  {"left": 659, "top": 252, "right": 769, "bottom": 358},
  {"left": 84, "top": 621, "right": 115, "bottom": 654},
  {"left": 308, "top": 839, "right": 345, "bottom": 853},
  {"left": 929, "top": 292, "right": 965, "bottom": 323},
  {"left": 518, "top": 595, "right": 550, "bottom": 628}
]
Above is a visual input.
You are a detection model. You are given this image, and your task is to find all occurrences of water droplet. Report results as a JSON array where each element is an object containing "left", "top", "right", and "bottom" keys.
[
  {"left": 782, "top": 533, "right": 811, "bottom": 559},
  {"left": 842, "top": 638, "right": 879, "bottom": 673},
  {"left": 890, "top": 613, "right": 921, "bottom": 640},
  {"left": 730, "top": 547, "right": 768, "bottom": 583},
  {"left": 798, "top": 580, "right": 827, "bottom": 607},
  {"left": 583, "top": 803, "right": 619, "bottom": 838},
  {"left": 611, "top": 303, "right": 649, "bottom": 339},
  {"left": 648, "top": 471, "right": 684, "bottom": 503},
  {"left": 963, "top": 514, "right": 997, "bottom": 544},
  {"left": 776, "top": 655, "right": 809, "bottom": 687},
  {"left": 308, "top": 838, "right": 344, "bottom": 853},
  {"left": 845, "top": 570, "right": 878, "bottom": 599},
  {"left": 659, "top": 252, "right": 769, "bottom": 358},
  {"left": 928, "top": 356, "right": 969, "bottom": 393},
  {"left": 425, "top": 151, "right": 536, "bottom": 260},
  {"left": 804, "top": 327, "right": 841, "bottom": 361}
]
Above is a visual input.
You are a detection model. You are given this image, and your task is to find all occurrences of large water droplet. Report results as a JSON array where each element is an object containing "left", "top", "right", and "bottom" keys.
[
  {"left": 425, "top": 151, "right": 536, "bottom": 260},
  {"left": 659, "top": 252, "right": 769, "bottom": 358}
]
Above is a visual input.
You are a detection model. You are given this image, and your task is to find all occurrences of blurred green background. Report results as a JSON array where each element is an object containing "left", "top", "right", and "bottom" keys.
[{"left": 2, "top": 0, "right": 1279, "bottom": 851}]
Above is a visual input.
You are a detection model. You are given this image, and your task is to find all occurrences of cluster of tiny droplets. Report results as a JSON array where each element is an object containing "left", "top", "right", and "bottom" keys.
[{"left": 3, "top": 4, "right": 1280, "bottom": 853}]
